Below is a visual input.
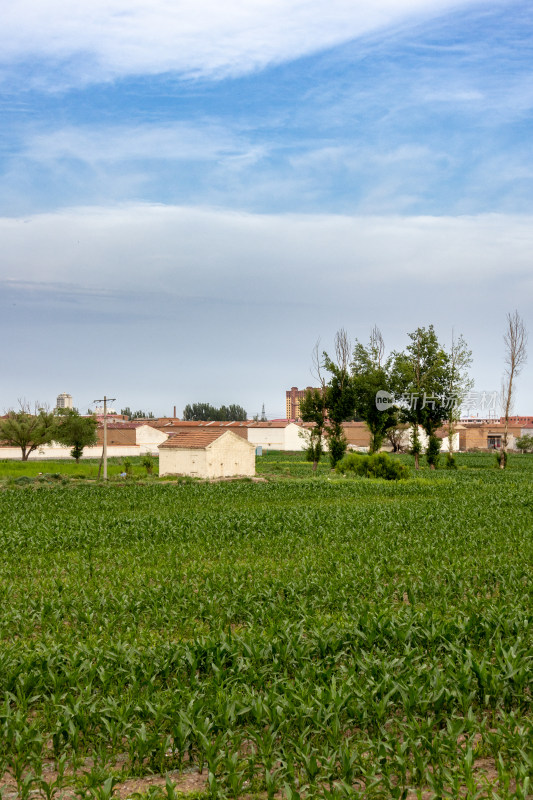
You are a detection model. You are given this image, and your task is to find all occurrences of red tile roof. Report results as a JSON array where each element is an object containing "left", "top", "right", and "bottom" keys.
[
  {"left": 246, "top": 421, "right": 290, "bottom": 428},
  {"left": 153, "top": 420, "right": 252, "bottom": 429},
  {"left": 159, "top": 430, "right": 227, "bottom": 449},
  {"left": 97, "top": 423, "right": 140, "bottom": 430}
]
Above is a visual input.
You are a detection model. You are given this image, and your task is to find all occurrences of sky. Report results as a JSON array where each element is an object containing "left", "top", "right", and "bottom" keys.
[{"left": 1, "top": 0, "right": 532, "bottom": 418}]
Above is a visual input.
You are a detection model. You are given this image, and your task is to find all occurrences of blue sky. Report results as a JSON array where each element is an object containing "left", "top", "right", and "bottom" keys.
[{"left": 1, "top": 0, "right": 532, "bottom": 417}]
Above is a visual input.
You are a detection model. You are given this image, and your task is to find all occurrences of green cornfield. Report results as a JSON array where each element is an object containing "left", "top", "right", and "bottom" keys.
[{"left": 0, "top": 452, "right": 532, "bottom": 798}]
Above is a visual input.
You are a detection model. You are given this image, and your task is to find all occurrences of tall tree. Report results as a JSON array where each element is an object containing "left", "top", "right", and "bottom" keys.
[
  {"left": 500, "top": 311, "right": 528, "bottom": 469},
  {"left": 351, "top": 326, "right": 398, "bottom": 453},
  {"left": 54, "top": 409, "right": 98, "bottom": 462},
  {"left": 299, "top": 342, "right": 328, "bottom": 472},
  {"left": 392, "top": 326, "right": 449, "bottom": 469},
  {"left": 0, "top": 403, "right": 56, "bottom": 461},
  {"left": 323, "top": 329, "right": 355, "bottom": 467},
  {"left": 443, "top": 332, "right": 473, "bottom": 457},
  {"left": 300, "top": 388, "right": 327, "bottom": 473}
]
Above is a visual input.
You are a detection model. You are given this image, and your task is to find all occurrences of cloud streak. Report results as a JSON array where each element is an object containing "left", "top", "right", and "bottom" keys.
[
  {"left": 21, "top": 123, "right": 264, "bottom": 165},
  {"left": 0, "top": 0, "right": 487, "bottom": 87},
  {"left": 2, "top": 203, "right": 531, "bottom": 414},
  {"left": 2, "top": 203, "right": 532, "bottom": 299}
]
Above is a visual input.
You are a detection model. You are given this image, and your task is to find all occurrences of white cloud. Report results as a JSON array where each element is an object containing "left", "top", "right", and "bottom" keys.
[
  {"left": 22, "top": 123, "right": 263, "bottom": 165},
  {"left": 2, "top": 204, "right": 532, "bottom": 304},
  {"left": 1, "top": 203, "right": 531, "bottom": 415},
  {"left": 0, "top": 0, "right": 487, "bottom": 86}
]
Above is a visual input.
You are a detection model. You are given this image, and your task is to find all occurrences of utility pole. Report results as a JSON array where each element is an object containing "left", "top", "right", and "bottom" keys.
[{"left": 94, "top": 395, "right": 116, "bottom": 480}]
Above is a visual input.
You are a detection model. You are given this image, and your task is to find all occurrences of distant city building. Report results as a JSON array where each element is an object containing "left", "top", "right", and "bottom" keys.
[
  {"left": 56, "top": 392, "right": 73, "bottom": 410},
  {"left": 285, "top": 386, "right": 320, "bottom": 420}
]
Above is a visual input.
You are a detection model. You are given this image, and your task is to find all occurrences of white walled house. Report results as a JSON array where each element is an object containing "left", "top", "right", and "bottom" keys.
[
  {"left": 246, "top": 422, "right": 308, "bottom": 451},
  {"left": 158, "top": 430, "right": 255, "bottom": 479}
]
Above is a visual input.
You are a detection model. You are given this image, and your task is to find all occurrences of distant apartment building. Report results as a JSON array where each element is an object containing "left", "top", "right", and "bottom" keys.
[
  {"left": 285, "top": 386, "right": 320, "bottom": 420},
  {"left": 56, "top": 392, "right": 73, "bottom": 410}
]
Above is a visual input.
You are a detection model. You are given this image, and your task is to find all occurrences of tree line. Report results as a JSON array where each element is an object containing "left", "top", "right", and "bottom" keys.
[
  {"left": 301, "top": 313, "right": 527, "bottom": 472},
  {"left": 0, "top": 406, "right": 98, "bottom": 462},
  {"left": 182, "top": 403, "right": 247, "bottom": 421},
  {"left": 120, "top": 407, "right": 155, "bottom": 420}
]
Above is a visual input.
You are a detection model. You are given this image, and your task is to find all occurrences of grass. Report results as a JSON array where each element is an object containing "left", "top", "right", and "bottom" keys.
[
  {"left": 0, "top": 455, "right": 154, "bottom": 480},
  {"left": 0, "top": 452, "right": 532, "bottom": 798}
]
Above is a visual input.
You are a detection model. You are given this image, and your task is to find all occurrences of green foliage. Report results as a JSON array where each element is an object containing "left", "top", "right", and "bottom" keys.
[
  {"left": 0, "top": 454, "right": 531, "bottom": 797},
  {"left": 425, "top": 434, "right": 442, "bottom": 469},
  {"left": 445, "top": 451, "right": 457, "bottom": 469},
  {"left": 299, "top": 389, "right": 327, "bottom": 472},
  {"left": 121, "top": 407, "right": 155, "bottom": 420},
  {"left": 443, "top": 333, "right": 473, "bottom": 450},
  {"left": 183, "top": 403, "right": 247, "bottom": 421},
  {"left": 327, "top": 433, "right": 347, "bottom": 469},
  {"left": 54, "top": 409, "right": 98, "bottom": 462},
  {"left": 335, "top": 451, "right": 409, "bottom": 480},
  {"left": 516, "top": 434, "right": 533, "bottom": 453},
  {"left": 0, "top": 407, "right": 56, "bottom": 460},
  {"left": 409, "top": 427, "right": 422, "bottom": 454},
  {"left": 495, "top": 449, "right": 508, "bottom": 468},
  {"left": 0, "top": 456, "right": 157, "bottom": 480},
  {"left": 393, "top": 325, "right": 450, "bottom": 429},
  {"left": 392, "top": 326, "right": 451, "bottom": 469},
  {"left": 351, "top": 327, "right": 397, "bottom": 453},
  {"left": 322, "top": 349, "right": 353, "bottom": 468},
  {"left": 142, "top": 456, "right": 155, "bottom": 475}
]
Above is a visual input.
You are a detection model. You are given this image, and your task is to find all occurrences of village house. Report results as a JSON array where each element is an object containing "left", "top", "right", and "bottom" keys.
[
  {"left": 458, "top": 420, "right": 524, "bottom": 451},
  {"left": 158, "top": 429, "right": 256, "bottom": 479}
]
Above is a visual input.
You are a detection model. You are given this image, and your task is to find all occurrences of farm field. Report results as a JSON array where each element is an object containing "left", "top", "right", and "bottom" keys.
[{"left": 0, "top": 453, "right": 532, "bottom": 798}]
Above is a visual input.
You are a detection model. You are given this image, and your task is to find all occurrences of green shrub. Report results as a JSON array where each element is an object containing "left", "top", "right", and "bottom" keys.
[
  {"left": 445, "top": 452, "right": 457, "bottom": 469},
  {"left": 495, "top": 450, "right": 507, "bottom": 468},
  {"left": 142, "top": 456, "right": 154, "bottom": 475},
  {"left": 335, "top": 452, "right": 409, "bottom": 480},
  {"left": 516, "top": 434, "right": 533, "bottom": 453},
  {"left": 426, "top": 435, "right": 441, "bottom": 469},
  {"left": 14, "top": 476, "right": 34, "bottom": 485}
]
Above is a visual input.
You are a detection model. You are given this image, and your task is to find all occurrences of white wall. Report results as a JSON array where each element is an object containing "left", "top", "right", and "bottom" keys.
[
  {"left": 412, "top": 427, "right": 460, "bottom": 453},
  {"left": 159, "top": 447, "right": 207, "bottom": 477},
  {"left": 135, "top": 425, "right": 168, "bottom": 454},
  {"left": 206, "top": 433, "right": 255, "bottom": 478},
  {"left": 246, "top": 427, "right": 285, "bottom": 450},
  {"left": 246, "top": 423, "right": 309, "bottom": 451},
  {"left": 159, "top": 431, "right": 255, "bottom": 478},
  {"left": 284, "top": 423, "right": 308, "bottom": 451},
  {"left": 0, "top": 444, "right": 141, "bottom": 460}
]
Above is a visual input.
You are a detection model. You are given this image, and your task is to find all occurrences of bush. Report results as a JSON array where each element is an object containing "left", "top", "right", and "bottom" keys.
[
  {"left": 445, "top": 452, "right": 457, "bottom": 469},
  {"left": 142, "top": 456, "right": 154, "bottom": 475},
  {"left": 335, "top": 452, "right": 409, "bottom": 480},
  {"left": 495, "top": 450, "right": 507, "bottom": 468},
  {"left": 516, "top": 434, "right": 533, "bottom": 453}
]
